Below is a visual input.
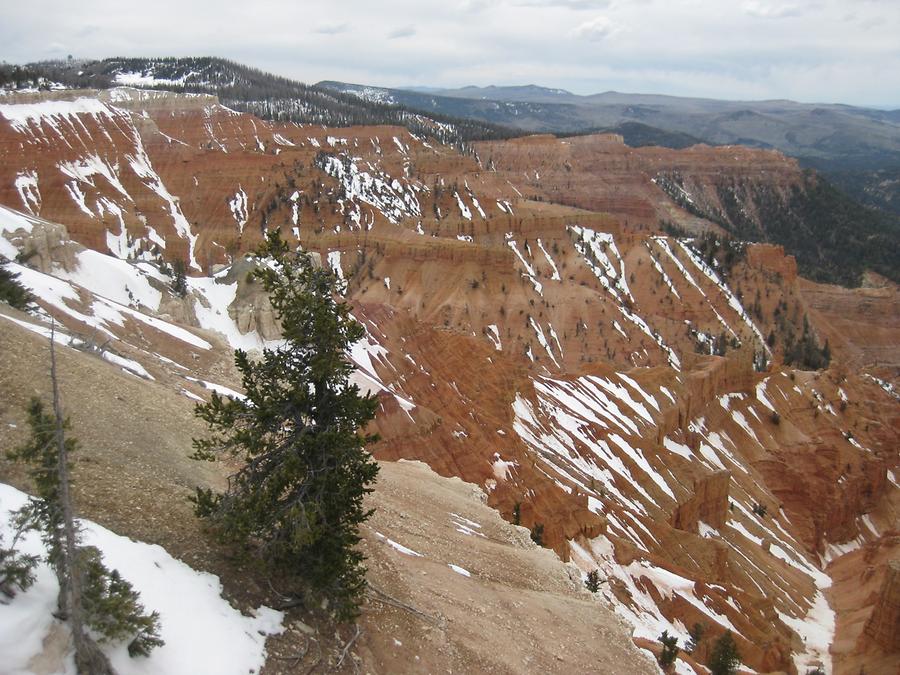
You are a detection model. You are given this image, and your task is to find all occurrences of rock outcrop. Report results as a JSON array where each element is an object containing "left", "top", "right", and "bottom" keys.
[
  {"left": 747, "top": 243, "right": 797, "bottom": 284},
  {"left": 863, "top": 559, "right": 900, "bottom": 652},
  {"left": 671, "top": 470, "right": 732, "bottom": 533}
]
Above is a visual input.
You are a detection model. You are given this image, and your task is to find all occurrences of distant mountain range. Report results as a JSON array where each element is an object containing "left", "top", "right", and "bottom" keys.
[
  {"left": 0, "top": 57, "right": 520, "bottom": 150},
  {"left": 319, "top": 81, "right": 900, "bottom": 214},
  {"left": 321, "top": 81, "right": 900, "bottom": 159},
  {"left": 1, "top": 57, "right": 897, "bottom": 214}
]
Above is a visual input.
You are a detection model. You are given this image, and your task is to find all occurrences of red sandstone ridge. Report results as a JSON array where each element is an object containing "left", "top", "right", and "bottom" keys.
[
  {"left": 865, "top": 560, "right": 900, "bottom": 652},
  {"left": 671, "top": 471, "right": 732, "bottom": 534},
  {"left": 747, "top": 243, "right": 797, "bottom": 284},
  {"left": 829, "top": 535, "right": 900, "bottom": 674},
  {"left": 0, "top": 89, "right": 898, "bottom": 675},
  {"left": 475, "top": 132, "right": 803, "bottom": 234}
]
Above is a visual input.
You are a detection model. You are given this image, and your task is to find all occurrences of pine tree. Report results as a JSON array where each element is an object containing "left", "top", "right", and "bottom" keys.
[
  {"left": 585, "top": 569, "right": 602, "bottom": 593},
  {"left": 190, "top": 230, "right": 380, "bottom": 621},
  {"left": 707, "top": 630, "right": 741, "bottom": 675},
  {"left": 658, "top": 630, "right": 679, "bottom": 668},
  {"left": 7, "top": 328, "right": 163, "bottom": 672},
  {"left": 79, "top": 547, "right": 164, "bottom": 657},
  {"left": 0, "top": 261, "right": 32, "bottom": 310},
  {"left": 685, "top": 622, "right": 705, "bottom": 653},
  {"left": 530, "top": 523, "right": 544, "bottom": 546},
  {"left": 170, "top": 259, "right": 188, "bottom": 298},
  {"left": 0, "top": 517, "right": 39, "bottom": 599}
]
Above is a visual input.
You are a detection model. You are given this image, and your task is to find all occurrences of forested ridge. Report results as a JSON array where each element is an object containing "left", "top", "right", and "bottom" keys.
[
  {"left": 656, "top": 170, "right": 900, "bottom": 286},
  {"left": 0, "top": 57, "right": 522, "bottom": 150}
]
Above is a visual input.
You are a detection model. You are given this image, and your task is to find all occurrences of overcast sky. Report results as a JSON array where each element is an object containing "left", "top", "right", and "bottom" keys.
[{"left": 3, "top": 0, "right": 899, "bottom": 108}]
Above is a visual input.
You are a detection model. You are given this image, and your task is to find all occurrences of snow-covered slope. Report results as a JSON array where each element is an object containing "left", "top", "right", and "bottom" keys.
[
  {"left": 1, "top": 89, "right": 897, "bottom": 675},
  {"left": 0, "top": 483, "right": 283, "bottom": 675}
]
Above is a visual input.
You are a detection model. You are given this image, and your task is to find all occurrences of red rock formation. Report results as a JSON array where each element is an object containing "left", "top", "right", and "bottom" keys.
[
  {"left": 671, "top": 471, "right": 732, "bottom": 533},
  {"left": 1, "top": 89, "right": 898, "bottom": 674},
  {"left": 747, "top": 243, "right": 797, "bottom": 284},
  {"left": 863, "top": 559, "right": 900, "bottom": 652}
]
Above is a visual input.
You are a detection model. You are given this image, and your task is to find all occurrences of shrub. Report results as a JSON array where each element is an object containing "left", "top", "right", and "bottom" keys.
[
  {"left": 0, "top": 262, "right": 32, "bottom": 310},
  {"left": 707, "top": 630, "right": 741, "bottom": 675},
  {"left": 658, "top": 630, "right": 679, "bottom": 668}
]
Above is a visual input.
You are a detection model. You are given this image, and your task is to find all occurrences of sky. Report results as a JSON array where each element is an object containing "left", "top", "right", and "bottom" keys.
[{"left": 2, "top": 0, "right": 899, "bottom": 108}]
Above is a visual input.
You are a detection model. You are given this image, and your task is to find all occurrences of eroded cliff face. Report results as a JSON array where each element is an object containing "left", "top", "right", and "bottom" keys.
[
  {"left": 671, "top": 471, "right": 732, "bottom": 534},
  {"left": 1, "top": 90, "right": 897, "bottom": 675},
  {"left": 865, "top": 560, "right": 900, "bottom": 651},
  {"left": 474, "top": 133, "right": 803, "bottom": 235},
  {"left": 829, "top": 535, "right": 900, "bottom": 675}
]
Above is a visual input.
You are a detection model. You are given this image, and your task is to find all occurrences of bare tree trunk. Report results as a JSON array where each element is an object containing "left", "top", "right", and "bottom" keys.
[{"left": 48, "top": 323, "right": 116, "bottom": 675}]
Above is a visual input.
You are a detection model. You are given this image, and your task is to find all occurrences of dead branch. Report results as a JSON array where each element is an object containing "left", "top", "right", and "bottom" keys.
[
  {"left": 336, "top": 624, "right": 362, "bottom": 668},
  {"left": 366, "top": 584, "right": 440, "bottom": 625}
]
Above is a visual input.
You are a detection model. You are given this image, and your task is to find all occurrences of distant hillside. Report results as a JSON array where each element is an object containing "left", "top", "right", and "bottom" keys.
[
  {"left": 317, "top": 80, "right": 589, "bottom": 132},
  {"left": 321, "top": 80, "right": 900, "bottom": 214},
  {"left": 324, "top": 80, "right": 900, "bottom": 160},
  {"left": 656, "top": 170, "right": 900, "bottom": 286},
  {"left": 799, "top": 157, "right": 900, "bottom": 215},
  {"left": 0, "top": 58, "right": 522, "bottom": 150},
  {"left": 561, "top": 122, "right": 705, "bottom": 150}
]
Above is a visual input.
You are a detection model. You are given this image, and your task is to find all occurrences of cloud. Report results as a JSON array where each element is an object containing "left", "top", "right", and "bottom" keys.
[
  {"left": 518, "top": 0, "right": 612, "bottom": 8},
  {"left": 458, "top": 0, "right": 492, "bottom": 11},
  {"left": 0, "top": 0, "right": 898, "bottom": 107},
  {"left": 858, "top": 15, "right": 883, "bottom": 30},
  {"left": 313, "top": 22, "right": 349, "bottom": 35},
  {"left": 76, "top": 25, "right": 100, "bottom": 38},
  {"left": 572, "top": 16, "right": 614, "bottom": 41},
  {"left": 388, "top": 25, "right": 417, "bottom": 39},
  {"left": 742, "top": 2, "right": 804, "bottom": 19}
]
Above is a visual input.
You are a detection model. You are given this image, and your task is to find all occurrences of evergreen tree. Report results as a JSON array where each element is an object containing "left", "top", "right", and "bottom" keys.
[
  {"left": 685, "top": 622, "right": 705, "bottom": 653},
  {"left": 783, "top": 315, "right": 830, "bottom": 370},
  {"left": 585, "top": 569, "right": 602, "bottom": 593},
  {"left": 658, "top": 630, "right": 679, "bottom": 668},
  {"left": 170, "top": 259, "right": 188, "bottom": 298},
  {"left": 707, "top": 630, "right": 741, "bottom": 675},
  {"left": 79, "top": 547, "right": 164, "bottom": 657},
  {"left": 190, "top": 230, "right": 380, "bottom": 621},
  {"left": 0, "top": 519, "right": 39, "bottom": 599},
  {"left": 0, "top": 262, "right": 32, "bottom": 310},
  {"left": 7, "top": 329, "right": 163, "bottom": 672},
  {"left": 530, "top": 523, "right": 544, "bottom": 546}
]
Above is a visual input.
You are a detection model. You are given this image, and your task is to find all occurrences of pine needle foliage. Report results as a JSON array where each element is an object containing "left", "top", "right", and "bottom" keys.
[
  {"left": 658, "top": 630, "right": 679, "bottom": 668},
  {"left": 191, "top": 230, "right": 380, "bottom": 621},
  {"left": 0, "top": 262, "right": 32, "bottom": 311},
  {"left": 8, "top": 399, "right": 70, "bottom": 577},
  {"left": 79, "top": 547, "right": 164, "bottom": 657},
  {"left": 0, "top": 522, "right": 39, "bottom": 600},
  {"left": 707, "top": 630, "right": 741, "bottom": 675},
  {"left": 8, "top": 397, "right": 163, "bottom": 663}
]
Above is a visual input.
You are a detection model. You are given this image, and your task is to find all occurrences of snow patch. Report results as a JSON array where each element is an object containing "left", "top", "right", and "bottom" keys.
[{"left": 0, "top": 483, "right": 283, "bottom": 675}]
